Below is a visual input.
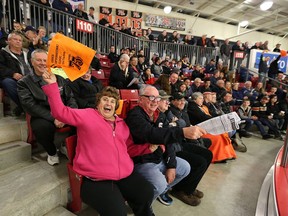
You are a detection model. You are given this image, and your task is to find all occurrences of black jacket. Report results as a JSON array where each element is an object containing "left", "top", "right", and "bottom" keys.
[
  {"left": 17, "top": 72, "right": 77, "bottom": 122},
  {"left": 68, "top": 76, "right": 103, "bottom": 108},
  {"left": 109, "top": 62, "right": 135, "bottom": 89},
  {"left": 0, "top": 46, "right": 32, "bottom": 80},
  {"left": 108, "top": 52, "right": 119, "bottom": 63},
  {"left": 187, "top": 101, "right": 212, "bottom": 125},
  {"left": 268, "top": 55, "right": 281, "bottom": 76},
  {"left": 125, "top": 106, "right": 184, "bottom": 168}
]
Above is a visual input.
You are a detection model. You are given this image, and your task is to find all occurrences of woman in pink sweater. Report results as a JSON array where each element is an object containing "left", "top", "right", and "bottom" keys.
[{"left": 42, "top": 71, "right": 154, "bottom": 216}]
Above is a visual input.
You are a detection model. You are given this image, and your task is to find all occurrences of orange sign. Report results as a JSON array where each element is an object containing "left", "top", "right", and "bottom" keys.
[{"left": 47, "top": 33, "right": 96, "bottom": 81}]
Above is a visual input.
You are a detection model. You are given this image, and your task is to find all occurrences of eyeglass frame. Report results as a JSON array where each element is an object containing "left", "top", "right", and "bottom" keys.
[{"left": 140, "top": 95, "right": 162, "bottom": 102}]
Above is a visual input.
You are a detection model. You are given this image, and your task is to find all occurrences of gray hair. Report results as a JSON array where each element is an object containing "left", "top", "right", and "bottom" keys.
[
  {"left": 139, "top": 84, "right": 157, "bottom": 96},
  {"left": 120, "top": 53, "right": 130, "bottom": 62},
  {"left": 191, "top": 92, "right": 203, "bottom": 101},
  {"left": 8, "top": 31, "right": 22, "bottom": 40},
  {"left": 31, "top": 49, "right": 48, "bottom": 60}
]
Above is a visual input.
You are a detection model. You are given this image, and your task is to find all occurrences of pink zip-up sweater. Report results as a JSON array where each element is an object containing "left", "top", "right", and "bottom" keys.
[{"left": 43, "top": 83, "right": 135, "bottom": 180}]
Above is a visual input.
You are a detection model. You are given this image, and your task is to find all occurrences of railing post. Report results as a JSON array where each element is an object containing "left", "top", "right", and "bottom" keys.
[{"left": 23, "top": 0, "right": 28, "bottom": 25}]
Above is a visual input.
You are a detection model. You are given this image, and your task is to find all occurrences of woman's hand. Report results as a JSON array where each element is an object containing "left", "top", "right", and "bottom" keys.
[{"left": 42, "top": 71, "right": 57, "bottom": 84}]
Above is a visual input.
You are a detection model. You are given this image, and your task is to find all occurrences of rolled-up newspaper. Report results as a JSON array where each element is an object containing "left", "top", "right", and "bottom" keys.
[{"left": 196, "top": 112, "right": 242, "bottom": 135}]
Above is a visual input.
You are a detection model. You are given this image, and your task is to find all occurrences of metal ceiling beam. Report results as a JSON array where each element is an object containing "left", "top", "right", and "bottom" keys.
[
  {"left": 128, "top": 0, "right": 288, "bottom": 37},
  {"left": 208, "top": 3, "right": 236, "bottom": 20},
  {"left": 153, "top": 2, "right": 161, "bottom": 8},
  {"left": 196, "top": 0, "right": 213, "bottom": 11},
  {"left": 227, "top": 16, "right": 288, "bottom": 39}
]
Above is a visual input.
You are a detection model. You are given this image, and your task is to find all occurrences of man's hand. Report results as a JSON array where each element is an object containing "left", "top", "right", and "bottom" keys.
[
  {"left": 165, "top": 168, "right": 176, "bottom": 184},
  {"left": 183, "top": 126, "right": 206, "bottom": 140},
  {"left": 149, "top": 144, "right": 159, "bottom": 152},
  {"left": 13, "top": 73, "right": 23, "bottom": 80},
  {"left": 119, "top": 60, "right": 128, "bottom": 71},
  {"left": 251, "top": 116, "right": 258, "bottom": 120},
  {"left": 42, "top": 71, "right": 57, "bottom": 84},
  {"left": 54, "top": 119, "right": 65, "bottom": 128}
]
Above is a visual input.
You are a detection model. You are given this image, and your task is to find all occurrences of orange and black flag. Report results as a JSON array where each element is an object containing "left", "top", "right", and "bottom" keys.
[{"left": 47, "top": 33, "right": 96, "bottom": 81}]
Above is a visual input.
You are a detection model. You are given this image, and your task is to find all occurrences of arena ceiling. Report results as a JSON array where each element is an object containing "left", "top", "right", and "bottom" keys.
[{"left": 120, "top": 0, "right": 288, "bottom": 37}]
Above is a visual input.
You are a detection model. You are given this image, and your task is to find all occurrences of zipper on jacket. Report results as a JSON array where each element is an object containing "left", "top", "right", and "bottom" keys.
[{"left": 112, "top": 124, "right": 121, "bottom": 179}]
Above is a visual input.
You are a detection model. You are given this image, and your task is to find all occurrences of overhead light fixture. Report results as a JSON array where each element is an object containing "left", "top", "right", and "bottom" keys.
[
  {"left": 164, "top": 6, "right": 172, "bottom": 14},
  {"left": 239, "top": 20, "right": 249, "bottom": 27},
  {"left": 260, "top": 1, "right": 273, "bottom": 11}
]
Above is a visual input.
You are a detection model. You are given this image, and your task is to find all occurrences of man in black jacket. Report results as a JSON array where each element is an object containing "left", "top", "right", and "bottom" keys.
[
  {"left": 125, "top": 85, "right": 207, "bottom": 206},
  {"left": 109, "top": 54, "right": 137, "bottom": 89},
  {"left": 17, "top": 49, "right": 77, "bottom": 165},
  {"left": 0, "top": 32, "right": 32, "bottom": 115}
]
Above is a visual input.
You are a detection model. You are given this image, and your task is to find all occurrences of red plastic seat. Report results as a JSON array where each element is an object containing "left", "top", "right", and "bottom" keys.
[
  {"left": 91, "top": 70, "right": 109, "bottom": 87},
  {"left": 119, "top": 89, "right": 139, "bottom": 112},
  {"left": 66, "top": 135, "right": 83, "bottom": 213},
  {"left": 100, "top": 60, "right": 110, "bottom": 68}
]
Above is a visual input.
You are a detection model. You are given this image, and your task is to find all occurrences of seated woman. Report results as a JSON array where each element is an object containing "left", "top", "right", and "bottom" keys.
[
  {"left": 187, "top": 92, "right": 237, "bottom": 163},
  {"left": 42, "top": 72, "right": 154, "bottom": 216},
  {"left": 68, "top": 68, "right": 103, "bottom": 108}
]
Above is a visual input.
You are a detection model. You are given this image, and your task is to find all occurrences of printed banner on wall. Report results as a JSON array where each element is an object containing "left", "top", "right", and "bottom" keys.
[
  {"left": 115, "top": 9, "right": 128, "bottom": 26},
  {"left": 99, "top": 6, "right": 113, "bottom": 24},
  {"left": 145, "top": 14, "right": 185, "bottom": 31},
  {"left": 249, "top": 49, "right": 288, "bottom": 73},
  {"left": 131, "top": 11, "right": 142, "bottom": 36}
]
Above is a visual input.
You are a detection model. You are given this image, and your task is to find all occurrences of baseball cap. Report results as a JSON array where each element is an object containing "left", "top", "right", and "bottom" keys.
[
  {"left": 158, "top": 90, "right": 171, "bottom": 99},
  {"left": 24, "top": 26, "right": 36, "bottom": 32},
  {"left": 171, "top": 92, "right": 185, "bottom": 100}
]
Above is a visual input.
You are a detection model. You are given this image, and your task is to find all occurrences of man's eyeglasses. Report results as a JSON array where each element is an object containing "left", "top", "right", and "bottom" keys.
[{"left": 141, "top": 95, "right": 161, "bottom": 102}]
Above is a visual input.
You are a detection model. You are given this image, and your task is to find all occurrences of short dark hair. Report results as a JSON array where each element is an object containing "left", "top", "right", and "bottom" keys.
[
  {"left": 95, "top": 86, "right": 120, "bottom": 111},
  {"left": 89, "top": 6, "right": 95, "bottom": 11}
]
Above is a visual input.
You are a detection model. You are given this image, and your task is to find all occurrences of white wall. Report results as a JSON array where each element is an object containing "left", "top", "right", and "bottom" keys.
[{"left": 87, "top": 0, "right": 288, "bottom": 50}]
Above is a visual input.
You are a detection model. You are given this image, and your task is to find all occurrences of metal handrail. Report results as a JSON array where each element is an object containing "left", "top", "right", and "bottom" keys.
[{"left": 5, "top": 0, "right": 216, "bottom": 64}]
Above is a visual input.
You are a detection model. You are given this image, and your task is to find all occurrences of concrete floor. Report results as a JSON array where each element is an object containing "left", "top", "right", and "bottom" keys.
[{"left": 79, "top": 135, "right": 283, "bottom": 216}]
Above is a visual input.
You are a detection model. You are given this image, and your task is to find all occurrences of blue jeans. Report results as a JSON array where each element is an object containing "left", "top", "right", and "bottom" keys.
[
  {"left": 134, "top": 157, "right": 190, "bottom": 200},
  {"left": 0, "top": 78, "right": 20, "bottom": 107}
]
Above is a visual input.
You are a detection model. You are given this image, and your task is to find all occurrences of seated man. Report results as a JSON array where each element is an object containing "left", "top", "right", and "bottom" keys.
[
  {"left": 107, "top": 45, "right": 119, "bottom": 63},
  {"left": 125, "top": 85, "right": 207, "bottom": 206},
  {"left": 237, "top": 99, "right": 273, "bottom": 139},
  {"left": 252, "top": 95, "right": 282, "bottom": 140},
  {"left": 68, "top": 68, "right": 103, "bottom": 108},
  {"left": 0, "top": 32, "right": 32, "bottom": 115},
  {"left": 109, "top": 54, "right": 138, "bottom": 89},
  {"left": 17, "top": 49, "right": 78, "bottom": 165}
]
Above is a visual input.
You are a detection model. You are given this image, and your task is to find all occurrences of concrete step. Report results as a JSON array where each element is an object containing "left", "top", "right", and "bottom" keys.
[
  {"left": 44, "top": 206, "right": 76, "bottom": 216},
  {"left": 0, "top": 141, "right": 31, "bottom": 171},
  {"left": 0, "top": 116, "right": 27, "bottom": 145},
  {"left": 0, "top": 156, "right": 70, "bottom": 216}
]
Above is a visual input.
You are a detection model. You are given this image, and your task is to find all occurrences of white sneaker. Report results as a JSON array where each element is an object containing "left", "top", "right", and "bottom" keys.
[
  {"left": 59, "top": 145, "right": 68, "bottom": 159},
  {"left": 47, "top": 154, "right": 60, "bottom": 166}
]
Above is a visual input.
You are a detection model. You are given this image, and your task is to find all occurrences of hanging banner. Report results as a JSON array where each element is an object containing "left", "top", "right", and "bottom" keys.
[
  {"left": 99, "top": 6, "right": 112, "bottom": 24},
  {"left": 115, "top": 9, "right": 128, "bottom": 26},
  {"left": 145, "top": 14, "right": 185, "bottom": 31},
  {"left": 131, "top": 11, "right": 142, "bottom": 36}
]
